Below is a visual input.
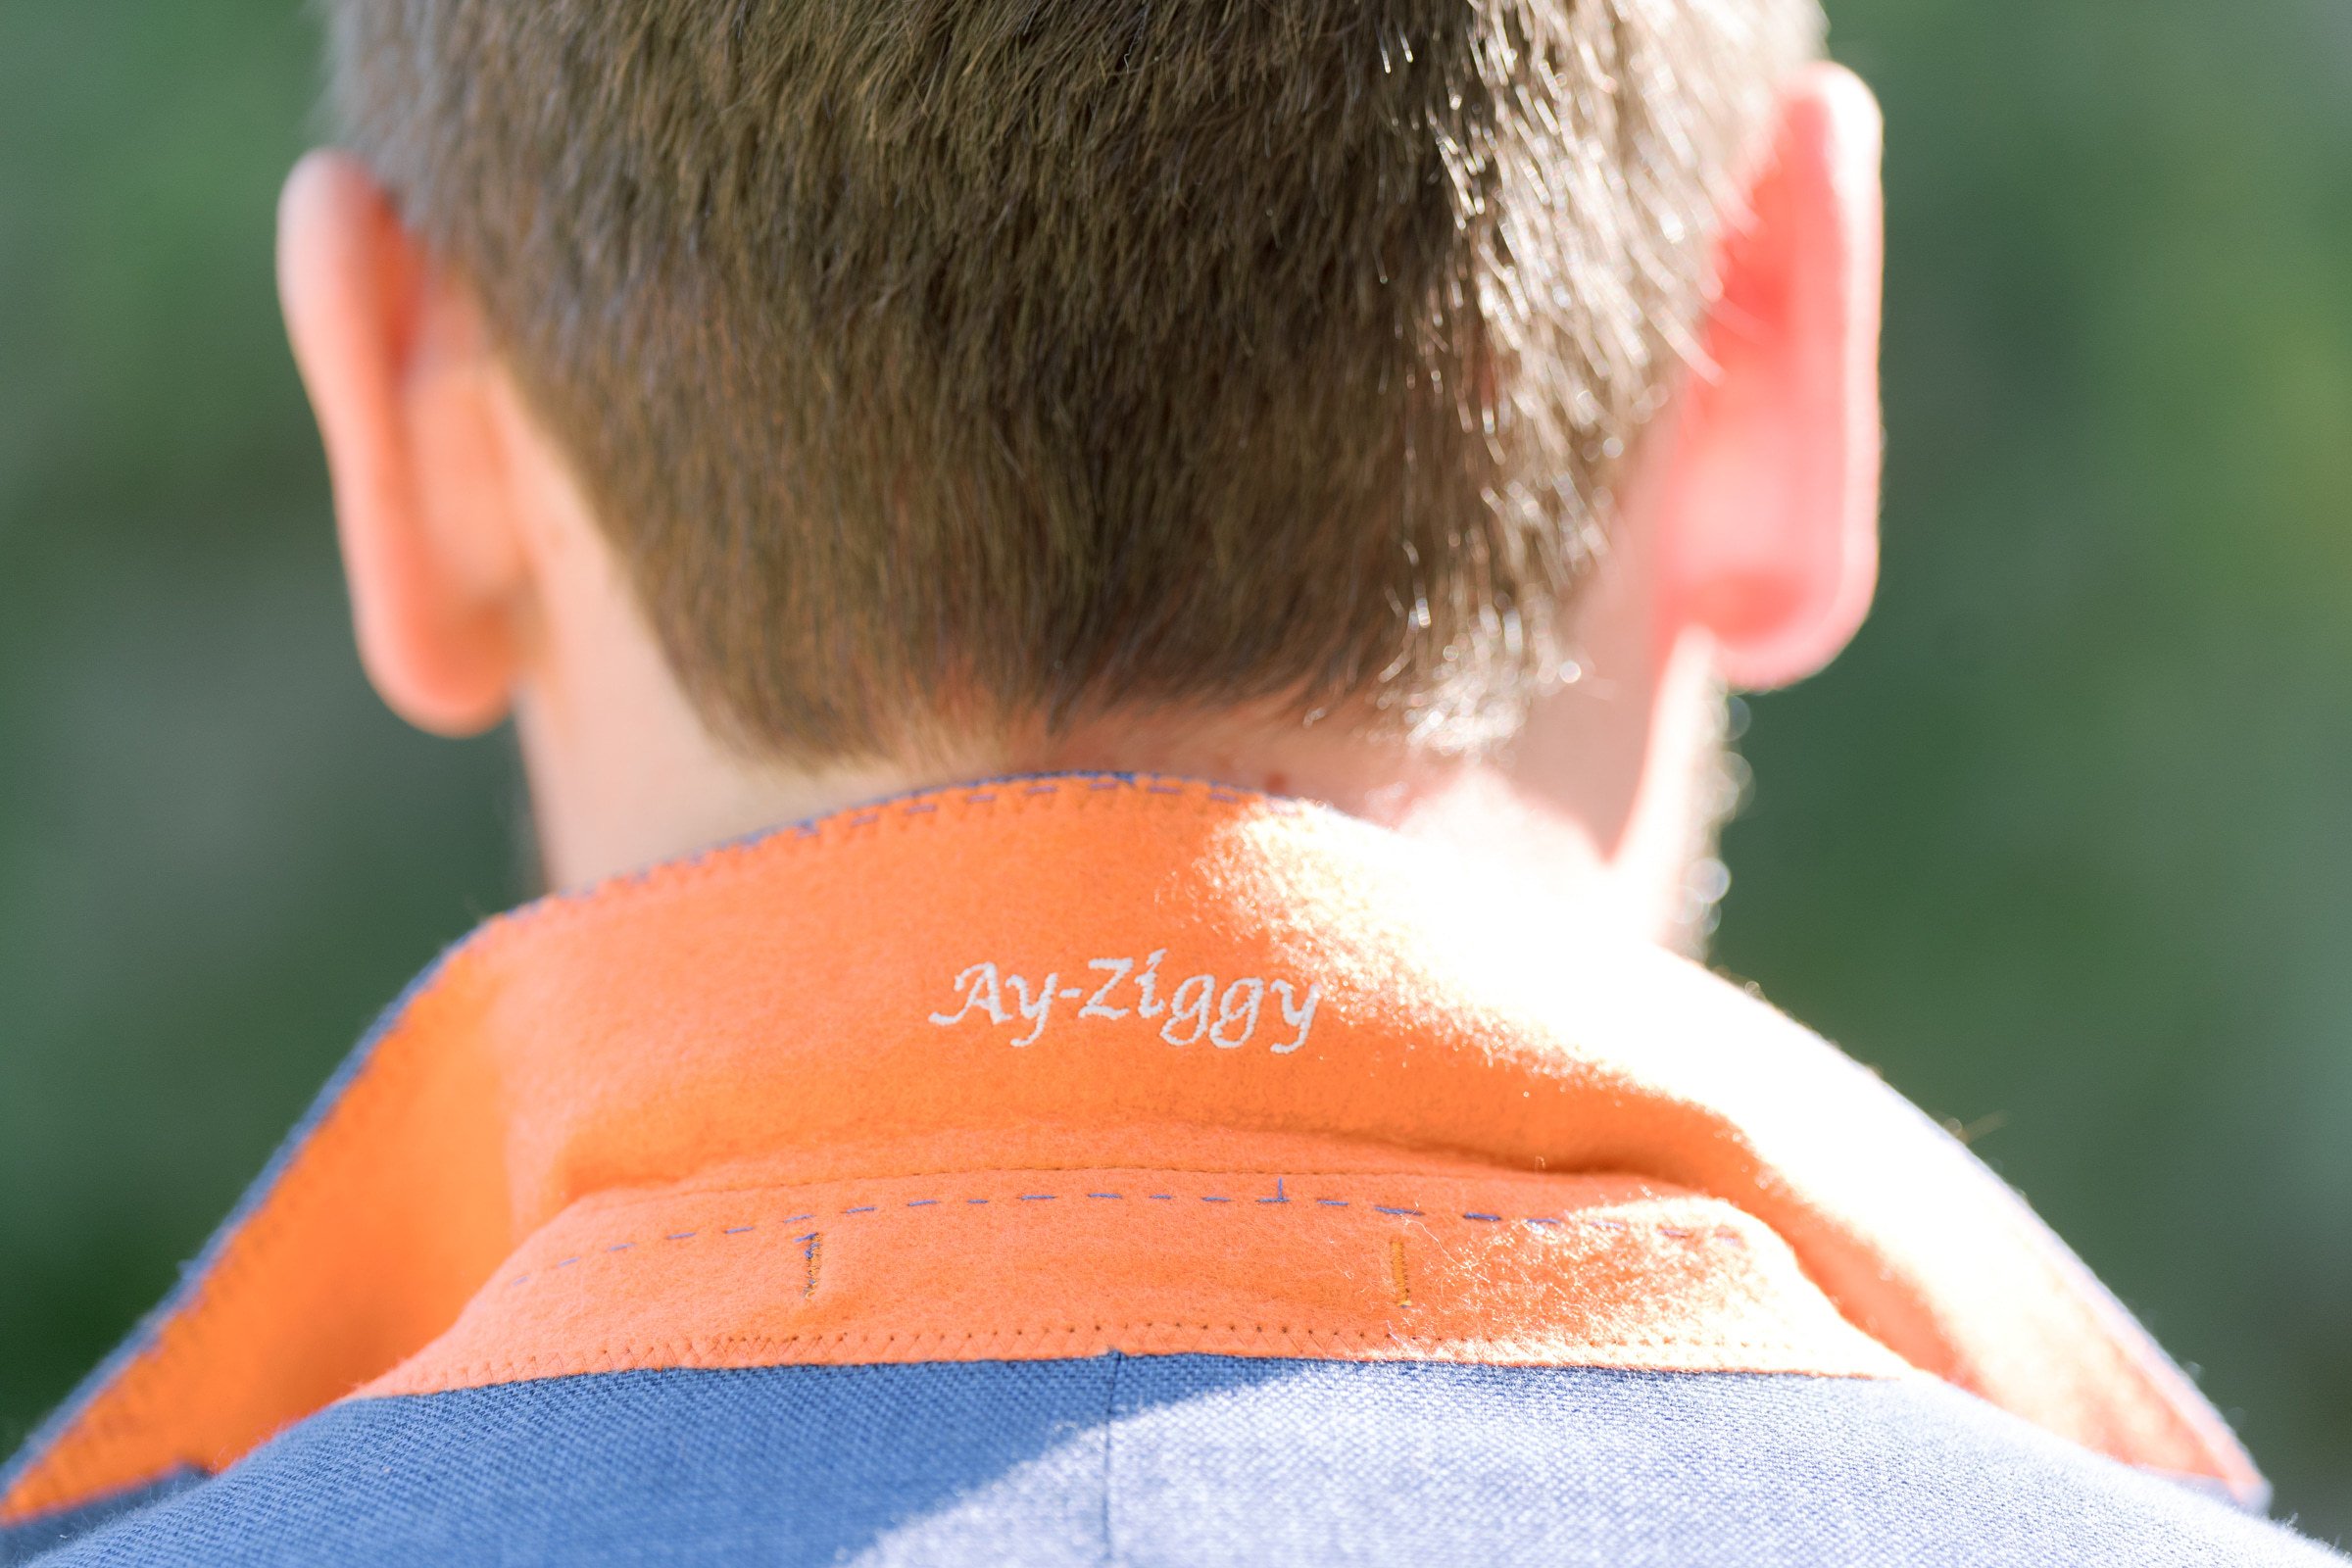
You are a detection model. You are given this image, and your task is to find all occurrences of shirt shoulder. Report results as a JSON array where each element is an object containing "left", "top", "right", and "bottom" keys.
[{"left": 16, "top": 1355, "right": 2343, "bottom": 1567}]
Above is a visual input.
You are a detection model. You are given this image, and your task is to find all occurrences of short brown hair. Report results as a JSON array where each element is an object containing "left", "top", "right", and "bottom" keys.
[{"left": 328, "top": 0, "right": 1819, "bottom": 760}]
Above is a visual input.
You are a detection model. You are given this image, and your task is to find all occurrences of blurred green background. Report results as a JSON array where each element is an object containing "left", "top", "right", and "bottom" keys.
[{"left": 1, "top": 0, "right": 2345, "bottom": 1541}]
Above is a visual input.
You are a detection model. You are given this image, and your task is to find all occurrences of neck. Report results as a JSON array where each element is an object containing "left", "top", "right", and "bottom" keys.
[
  {"left": 495, "top": 396, "right": 1720, "bottom": 938},
  {"left": 511, "top": 627, "right": 1730, "bottom": 953}
]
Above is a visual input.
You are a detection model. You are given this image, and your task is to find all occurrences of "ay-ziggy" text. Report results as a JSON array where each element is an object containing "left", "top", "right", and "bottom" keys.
[{"left": 927, "top": 949, "right": 1321, "bottom": 1053}]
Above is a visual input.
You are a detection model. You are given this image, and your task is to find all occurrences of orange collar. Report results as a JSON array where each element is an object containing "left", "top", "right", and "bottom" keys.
[{"left": 1, "top": 774, "right": 2260, "bottom": 1522}]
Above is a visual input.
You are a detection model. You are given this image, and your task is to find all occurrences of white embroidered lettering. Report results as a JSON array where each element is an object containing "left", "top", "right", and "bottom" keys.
[
  {"left": 1080, "top": 957, "right": 1133, "bottom": 1020},
  {"left": 1269, "top": 981, "right": 1321, "bottom": 1054},
  {"left": 930, "top": 962, "right": 1008, "bottom": 1026},
  {"left": 1161, "top": 974, "right": 1214, "bottom": 1045},
  {"left": 1004, "top": 972, "right": 1059, "bottom": 1047},
  {"left": 1210, "top": 977, "right": 1264, "bottom": 1048},
  {"left": 1135, "top": 949, "right": 1168, "bottom": 1018},
  {"left": 931, "top": 954, "right": 1321, "bottom": 1053}
]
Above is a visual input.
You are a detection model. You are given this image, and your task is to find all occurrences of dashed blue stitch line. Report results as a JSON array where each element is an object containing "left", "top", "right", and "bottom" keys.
[
  {"left": 784, "top": 1214, "right": 815, "bottom": 1223},
  {"left": 494, "top": 1191, "right": 1723, "bottom": 1296},
  {"left": 1024, "top": 784, "right": 1058, "bottom": 796},
  {"left": 849, "top": 813, "right": 880, "bottom": 828},
  {"left": 1144, "top": 783, "right": 1186, "bottom": 796},
  {"left": 965, "top": 792, "right": 998, "bottom": 804},
  {"left": 1088, "top": 778, "right": 1123, "bottom": 791},
  {"left": 903, "top": 802, "right": 939, "bottom": 814}
]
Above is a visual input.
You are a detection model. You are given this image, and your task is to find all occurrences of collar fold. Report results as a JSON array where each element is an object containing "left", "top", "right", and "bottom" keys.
[{"left": 1, "top": 774, "right": 2262, "bottom": 1523}]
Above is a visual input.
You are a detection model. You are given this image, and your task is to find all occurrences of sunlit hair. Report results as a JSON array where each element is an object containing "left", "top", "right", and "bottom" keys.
[{"left": 328, "top": 0, "right": 1820, "bottom": 760}]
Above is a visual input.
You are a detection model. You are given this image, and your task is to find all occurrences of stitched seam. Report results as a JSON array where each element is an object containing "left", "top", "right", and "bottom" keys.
[
  {"left": 573, "top": 1163, "right": 1679, "bottom": 1208},
  {"left": 494, "top": 1185, "right": 1748, "bottom": 1290},
  {"left": 397, "top": 1322, "right": 1885, "bottom": 1391}
]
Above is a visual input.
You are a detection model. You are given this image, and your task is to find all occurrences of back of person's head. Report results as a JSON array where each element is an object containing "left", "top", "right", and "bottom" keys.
[{"left": 321, "top": 0, "right": 1822, "bottom": 764}]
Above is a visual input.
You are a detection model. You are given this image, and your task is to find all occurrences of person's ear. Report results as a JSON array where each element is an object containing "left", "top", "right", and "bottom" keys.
[
  {"left": 1654, "top": 64, "right": 1884, "bottom": 689},
  {"left": 277, "top": 149, "right": 528, "bottom": 736}
]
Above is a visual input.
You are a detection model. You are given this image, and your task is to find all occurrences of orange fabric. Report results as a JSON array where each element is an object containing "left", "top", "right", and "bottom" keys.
[
  {"left": 1, "top": 774, "right": 2262, "bottom": 1523},
  {"left": 365, "top": 1170, "right": 1908, "bottom": 1396}
]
